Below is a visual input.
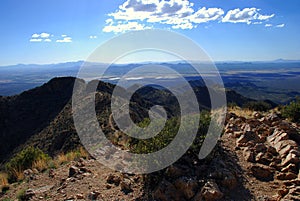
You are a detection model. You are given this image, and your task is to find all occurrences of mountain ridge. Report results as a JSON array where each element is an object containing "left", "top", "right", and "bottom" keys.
[{"left": 0, "top": 76, "right": 273, "bottom": 165}]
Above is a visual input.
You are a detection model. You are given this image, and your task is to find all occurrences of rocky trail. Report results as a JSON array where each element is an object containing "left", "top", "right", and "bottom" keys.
[{"left": 221, "top": 111, "right": 300, "bottom": 200}]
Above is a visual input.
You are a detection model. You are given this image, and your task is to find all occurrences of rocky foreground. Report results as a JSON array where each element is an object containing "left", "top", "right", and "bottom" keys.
[
  {"left": 1, "top": 110, "right": 299, "bottom": 201},
  {"left": 222, "top": 111, "right": 300, "bottom": 200}
]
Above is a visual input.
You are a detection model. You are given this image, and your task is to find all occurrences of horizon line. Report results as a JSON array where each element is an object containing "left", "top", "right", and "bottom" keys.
[{"left": 1, "top": 58, "right": 300, "bottom": 67}]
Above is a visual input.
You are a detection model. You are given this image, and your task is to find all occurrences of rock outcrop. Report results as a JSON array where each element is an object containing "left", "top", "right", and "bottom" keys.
[{"left": 224, "top": 111, "right": 300, "bottom": 200}]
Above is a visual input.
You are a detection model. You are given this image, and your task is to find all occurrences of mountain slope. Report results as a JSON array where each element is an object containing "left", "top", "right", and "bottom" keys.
[
  {"left": 0, "top": 77, "right": 274, "bottom": 164},
  {"left": 0, "top": 77, "right": 77, "bottom": 163}
]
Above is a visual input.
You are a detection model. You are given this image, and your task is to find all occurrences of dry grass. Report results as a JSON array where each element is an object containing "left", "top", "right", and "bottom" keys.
[
  {"left": 55, "top": 147, "right": 89, "bottom": 166},
  {"left": 2, "top": 147, "right": 90, "bottom": 184},
  {"left": 11, "top": 167, "right": 24, "bottom": 181},
  {"left": 228, "top": 106, "right": 254, "bottom": 118},
  {"left": 56, "top": 153, "right": 69, "bottom": 165},
  {"left": 32, "top": 158, "right": 48, "bottom": 172},
  {"left": 78, "top": 147, "right": 89, "bottom": 159},
  {"left": 0, "top": 172, "right": 8, "bottom": 186}
]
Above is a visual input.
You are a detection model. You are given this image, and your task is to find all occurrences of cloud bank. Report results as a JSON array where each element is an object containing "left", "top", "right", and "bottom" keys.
[
  {"left": 103, "top": 0, "right": 278, "bottom": 33},
  {"left": 222, "top": 8, "right": 274, "bottom": 24}
]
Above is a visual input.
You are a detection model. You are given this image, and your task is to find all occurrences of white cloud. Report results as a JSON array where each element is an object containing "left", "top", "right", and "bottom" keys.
[
  {"left": 257, "top": 13, "right": 275, "bottom": 21},
  {"left": 103, "top": 21, "right": 151, "bottom": 33},
  {"left": 104, "top": 0, "right": 225, "bottom": 32},
  {"left": 31, "top": 33, "right": 40, "bottom": 38},
  {"left": 265, "top": 24, "right": 272, "bottom": 27},
  {"left": 189, "top": 7, "right": 224, "bottom": 24},
  {"left": 56, "top": 36, "right": 72, "bottom": 43},
  {"left": 30, "top": 32, "right": 74, "bottom": 43},
  {"left": 29, "top": 38, "right": 43, "bottom": 42},
  {"left": 30, "top": 32, "right": 52, "bottom": 42},
  {"left": 40, "top": 32, "right": 50, "bottom": 38},
  {"left": 276, "top": 23, "right": 285, "bottom": 28},
  {"left": 222, "top": 8, "right": 274, "bottom": 24},
  {"left": 104, "top": 1, "right": 276, "bottom": 32},
  {"left": 89, "top": 35, "right": 97, "bottom": 39}
]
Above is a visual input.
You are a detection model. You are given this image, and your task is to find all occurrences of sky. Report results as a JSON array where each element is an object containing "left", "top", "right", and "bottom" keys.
[{"left": 0, "top": 0, "right": 299, "bottom": 65}]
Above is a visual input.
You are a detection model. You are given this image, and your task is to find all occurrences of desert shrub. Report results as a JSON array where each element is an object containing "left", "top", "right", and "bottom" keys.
[
  {"left": 189, "top": 110, "right": 211, "bottom": 154},
  {"left": 281, "top": 99, "right": 300, "bottom": 122},
  {"left": 5, "top": 146, "right": 50, "bottom": 182},
  {"left": 131, "top": 111, "right": 211, "bottom": 155},
  {"left": 243, "top": 101, "right": 272, "bottom": 112},
  {"left": 131, "top": 117, "right": 180, "bottom": 154},
  {"left": 128, "top": 111, "right": 211, "bottom": 170}
]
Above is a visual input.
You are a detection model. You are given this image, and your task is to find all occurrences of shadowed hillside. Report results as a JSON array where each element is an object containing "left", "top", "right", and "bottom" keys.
[{"left": 0, "top": 77, "right": 273, "bottom": 165}]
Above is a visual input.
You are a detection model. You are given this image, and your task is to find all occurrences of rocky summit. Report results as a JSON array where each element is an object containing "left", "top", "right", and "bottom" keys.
[{"left": 1, "top": 109, "right": 299, "bottom": 201}]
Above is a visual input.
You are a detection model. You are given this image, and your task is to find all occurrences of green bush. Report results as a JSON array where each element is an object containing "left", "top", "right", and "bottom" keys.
[
  {"left": 131, "top": 117, "right": 180, "bottom": 154},
  {"left": 243, "top": 101, "right": 272, "bottom": 112},
  {"left": 281, "top": 99, "right": 300, "bottom": 122},
  {"left": 5, "top": 146, "right": 50, "bottom": 182},
  {"left": 189, "top": 110, "right": 211, "bottom": 154},
  {"left": 131, "top": 111, "right": 211, "bottom": 155}
]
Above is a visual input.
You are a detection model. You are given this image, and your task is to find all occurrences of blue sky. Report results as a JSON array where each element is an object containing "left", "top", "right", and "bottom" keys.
[{"left": 0, "top": 0, "right": 299, "bottom": 65}]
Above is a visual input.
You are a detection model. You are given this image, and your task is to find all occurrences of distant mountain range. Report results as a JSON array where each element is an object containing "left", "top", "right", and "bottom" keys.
[
  {"left": 1, "top": 59, "right": 300, "bottom": 68},
  {"left": 0, "top": 60, "right": 300, "bottom": 103}
]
